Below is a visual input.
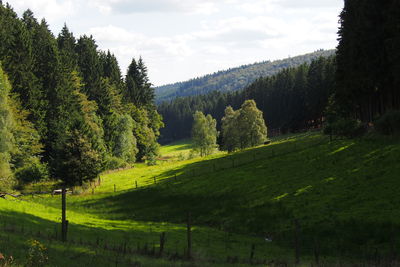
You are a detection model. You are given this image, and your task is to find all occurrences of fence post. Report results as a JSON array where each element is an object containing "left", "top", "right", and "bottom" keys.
[
  {"left": 135, "top": 181, "right": 138, "bottom": 189},
  {"left": 314, "top": 237, "right": 320, "bottom": 266},
  {"left": 159, "top": 232, "right": 166, "bottom": 257},
  {"left": 294, "top": 219, "right": 300, "bottom": 265},
  {"left": 250, "top": 244, "right": 255, "bottom": 264},
  {"left": 154, "top": 177, "right": 156, "bottom": 184},
  {"left": 114, "top": 184, "right": 116, "bottom": 192},
  {"left": 186, "top": 212, "right": 192, "bottom": 260},
  {"left": 61, "top": 186, "right": 68, "bottom": 242}
]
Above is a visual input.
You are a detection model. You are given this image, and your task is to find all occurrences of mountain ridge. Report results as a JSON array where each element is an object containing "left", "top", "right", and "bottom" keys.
[{"left": 155, "top": 49, "right": 335, "bottom": 103}]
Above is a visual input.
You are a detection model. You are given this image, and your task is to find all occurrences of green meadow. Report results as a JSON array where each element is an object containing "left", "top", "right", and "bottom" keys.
[{"left": 1, "top": 132, "right": 400, "bottom": 266}]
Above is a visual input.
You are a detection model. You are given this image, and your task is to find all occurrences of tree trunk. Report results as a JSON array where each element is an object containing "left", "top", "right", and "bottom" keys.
[{"left": 61, "top": 186, "right": 67, "bottom": 242}]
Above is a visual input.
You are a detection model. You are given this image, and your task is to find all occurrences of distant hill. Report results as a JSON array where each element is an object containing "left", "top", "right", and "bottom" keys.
[{"left": 155, "top": 49, "right": 335, "bottom": 103}]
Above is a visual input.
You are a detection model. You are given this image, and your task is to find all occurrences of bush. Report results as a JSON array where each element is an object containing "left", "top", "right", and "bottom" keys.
[
  {"left": 324, "top": 117, "right": 365, "bottom": 138},
  {"left": 14, "top": 160, "right": 49, "bottom": 184},
  {"left": 26, "top": 240, "right": 48, "bottom": 267},
  {"left": 0, "top": 252, "right": 14, "bottom": 267},
  {"left": 374, "top": 110, "right": 400, "bottom": 135},
  {"left": 105, "top": 156, "right": 128, "bottom": 170}
]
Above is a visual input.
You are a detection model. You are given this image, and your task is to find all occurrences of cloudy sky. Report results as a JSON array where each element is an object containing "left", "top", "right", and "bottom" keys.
[{"left": 7, "top": 0, "right": 343, "bottom": 86}]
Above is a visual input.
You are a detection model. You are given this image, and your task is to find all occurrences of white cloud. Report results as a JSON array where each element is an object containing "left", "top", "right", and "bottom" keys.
[
  {"left": 10, "top": 0, "right": 76, "bottom": 21},
  {"left": 87, "top": 0, "right": 219, "bottom": 14}
]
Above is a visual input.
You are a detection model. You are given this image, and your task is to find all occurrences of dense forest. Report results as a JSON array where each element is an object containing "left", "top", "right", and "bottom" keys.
[
  {"left": 158, "top": 56, "right": 335, "bottom": 144},
  {"left": 334, "top": 0, "right": 400, "bottom": 122},
  {"left": 0, "top": 3, "right": 162, "bottom": 191},
  {"left": 155, "top": 49, "right": 335, "bottom": 103}
]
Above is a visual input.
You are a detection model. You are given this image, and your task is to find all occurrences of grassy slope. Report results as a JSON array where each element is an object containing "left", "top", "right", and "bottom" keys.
[{"left": 1, "top": 132, "right": 399, "bottom": 266}]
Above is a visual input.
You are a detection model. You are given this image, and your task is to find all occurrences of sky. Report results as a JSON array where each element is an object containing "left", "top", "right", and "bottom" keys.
[{"left": 7, "top": 0, "right": 344, "bottom": 86}]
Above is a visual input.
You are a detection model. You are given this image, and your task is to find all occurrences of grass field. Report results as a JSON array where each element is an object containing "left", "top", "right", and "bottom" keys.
[{"left": 1, "top": 132, "right": 400, "bottom": 266}]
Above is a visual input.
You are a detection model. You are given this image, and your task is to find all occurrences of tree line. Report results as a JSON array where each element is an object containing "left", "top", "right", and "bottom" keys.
[
  {"left": 158, "top": 56, "right": 335, "bottom": 144},
  {"left": 0, "top": 3, "right": 163, "bottom": 191}
]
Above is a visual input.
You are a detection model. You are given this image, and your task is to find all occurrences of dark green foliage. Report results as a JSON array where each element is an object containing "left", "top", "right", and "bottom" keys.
[
  {"left": 105, "top": 156, "right": 128, "bottom": 170},
  {"left": 335, "top": 0, "right": 400, "bottom": 122},
  {"left": 55, "top": 129, "right": 103, "bottom": 186},
  {"left": 374, "top": 110, "right": 400, "bottom": 135},
  {"left": 0, "top": 5, "right": 46, "bottom": 139},
  {"left": 125, "top": 57, "right": 154, "bottom": 107},
  {"left": 75, "top": 35, "right": 102, "bottom": 102},
  {"left": 155, "top": 49, "right": 335, "bottom": 103},
  {"left": 57, "top": 24, "right": 78, "bottom": 72},
  {"left": 14, "top": 159, "right": 49, "bottom": 184},
  {"left": 323, "top": 117, "right": 364, "bottom": 138}
]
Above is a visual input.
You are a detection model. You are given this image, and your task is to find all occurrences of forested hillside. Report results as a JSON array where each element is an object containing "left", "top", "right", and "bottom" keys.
[
  {"left": 158, "top": 56, "right": 335, "bottom": 144},
  {"left": 0, "top": 3, "right": 162, "bottom": 191},
  {"left": 155, "top": 49, "right": 335, "bottom": 103}
]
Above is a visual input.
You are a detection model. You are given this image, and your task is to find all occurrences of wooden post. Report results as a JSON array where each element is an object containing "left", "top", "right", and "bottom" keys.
[
  {"left": 114, "top": 184, "right": 116, "bottom": 192},
  {"left": 250, "top": 244, "right": 255, "bottom": 264},
  {"left": 159, "top": 232, "right": 166, "bottom": 257},
  {"left": 135, "top": 181, "right": 138, "bottom": 189},
  {"left": 61, "top": 186, "right": 67, "bottom": 242},
  {"left": 294, "top": 219, "right": 300, "bottom": 265},
  {"left": 186, "top": 212, "right": 192, "bottom": 260},
  {"left": 154, "top": 177, "right": 156, "bottom": 184},
  {"left": 174, "top": 174, "right": 177, "bottom": 181},
  {"left": 314, "top": 237, "right": 320, "bottom": 266}
]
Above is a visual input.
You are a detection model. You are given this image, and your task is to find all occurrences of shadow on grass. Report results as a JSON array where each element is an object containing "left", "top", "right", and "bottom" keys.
[{"left": 78, "top": 133, "right": 400, "bottom": 261}]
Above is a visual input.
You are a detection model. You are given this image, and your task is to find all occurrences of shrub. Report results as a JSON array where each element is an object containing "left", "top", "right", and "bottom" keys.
[
  {"left": 26, "top": 240, "right": 48, "bottom": 267},
  {"left": 105, "top": 156, "right": 128, "bottom": 170},
  {"left": 324, "top": 117, "right": 364, "bottom": 138},
  {"left": 374, "top": 110, "right": 400, "bottom": 135},
  {"left": 14, "top": 160, "right": 49, "bottom": 184},
  {"left": 0, "top": 252, "right": 14, "bottom": 267}
]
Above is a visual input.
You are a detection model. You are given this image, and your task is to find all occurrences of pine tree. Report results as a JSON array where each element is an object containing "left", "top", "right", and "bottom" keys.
[
  {"left": 76, "top": 35, "right": 102, "bottom": 102},
  {"left": 125, "top": 57, "right": 154, "bottom": 106},
  {"left": 57, "top": 24, "right": 78, "bottom": 72}
]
